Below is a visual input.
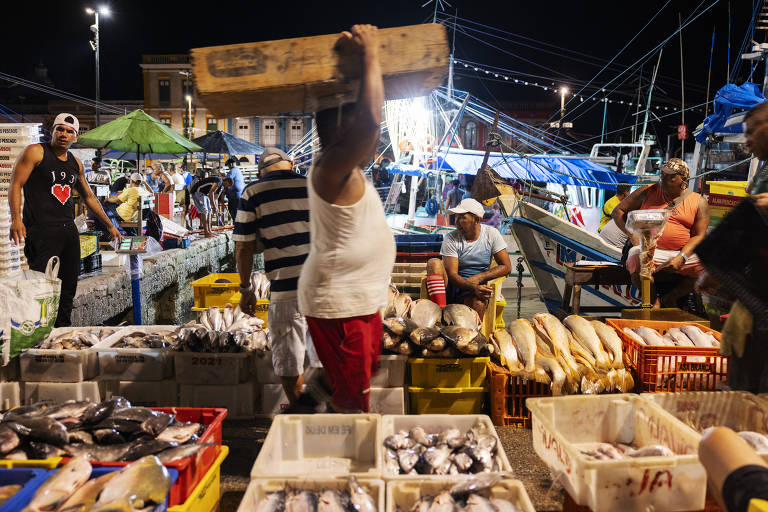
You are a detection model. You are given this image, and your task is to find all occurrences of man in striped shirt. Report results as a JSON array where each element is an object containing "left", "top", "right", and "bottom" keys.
[{"left": 233, "top": 148, "right": 316, "bottom": 404}]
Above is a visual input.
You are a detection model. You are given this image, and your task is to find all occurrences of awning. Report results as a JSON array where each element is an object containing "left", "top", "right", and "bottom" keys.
[{"left": 695, "top": 82, "right": 765, "bottom": 143}]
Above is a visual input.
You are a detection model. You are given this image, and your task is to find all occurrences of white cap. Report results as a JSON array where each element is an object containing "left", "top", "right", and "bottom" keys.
[
  {"left": 448, "top": 198, "right": 485, "bottom": 218},
  {"left": 130, "top": 172, "right": 143, "bottom": 183},
  {"left": 53, "top": 113, "right": 79, "bottom": 133}
]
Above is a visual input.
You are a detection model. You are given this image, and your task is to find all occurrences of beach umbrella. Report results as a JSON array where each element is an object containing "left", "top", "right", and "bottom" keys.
[{"left": 192, "top": 130, "right": 264, "bottom": 155}]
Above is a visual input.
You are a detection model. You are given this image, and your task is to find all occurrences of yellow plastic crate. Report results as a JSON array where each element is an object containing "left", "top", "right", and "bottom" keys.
[
  {"left": 169, "top": 445, "right": 229, "bottom": 512},
  {"left": 0, "top": 457, "right": 62, "bottom": 469},
  {"left": 708, "top": 180, "right": 748, "bottom": 197},
  {"left": 191, "top": 273, "right": 269, "bottom": 323},
  {"left": 408, "top": 357, "right": 489, "bottom": 389},
  {"left": 495, "top": 298, "right": 506, "bottom": 329},
  {"left": 408, "top": 386, "right": 486, "bottom": 414},
  {"left": 79, "top": 235, "right": 97, "bottom": 258}
]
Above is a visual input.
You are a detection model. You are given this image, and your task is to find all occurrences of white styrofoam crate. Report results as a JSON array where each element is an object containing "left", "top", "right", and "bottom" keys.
[
  {"left": 252, "top": 414, "right": 382, "bottom": 478},
  {"left": 381, "top": 414, "right": 512, "bottom": 479},
  {"left": 370, "top": 355, "right": 407, "bottom": 388},
  {"left": 369, "top": 387, "right": 405, "bottom": 415},
  {"left": 100, "top": 251, "right": 129, "bottom": 267},
  {"left": 260, "top": 383, "right": 289, "bottom": 417},
  {"left": 527, "top": 394, "right": 706, "bottom": 512},
  {"left": 0, "top": 382, "right": 20, "bottom": 410},
  {"left": 174, "top": 352, "right": 250, "bottom": 385},
  {"left": 387, "top": 477, "right": 535, "bottom": 512},
  {"left": 23, "top": 381, "right": 100, "bottom": 405},
  {"left": 239, "top": 478, "right": 384, "bottom": 512},
  {"left": 100, "top": 379, "right": 178, "bottom": 407},
  {"left": 179, "top": 381, "right": 257, "bottom": 419},
  {"left": 95, "top": 325, "right": 175, "bottom": 381},
  {"left": 252, "top": 353, "right": 280, "bottom": 384}
]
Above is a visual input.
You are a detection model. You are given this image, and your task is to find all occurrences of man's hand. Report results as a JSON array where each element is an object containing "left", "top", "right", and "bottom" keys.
[
  {"left": 473, "top": 283, "right": 493, "bottom": 300},
  {"left": 9, "top": 218, "right": 25, "bottom": 245},
  {"left": 340, "top": 24, "right": 379, "bottom": 59},
  {"left": 656, "top": 254, "right": 684, "bottom": 273},
  {"left": 754, "top": 192, "right": 768, "bottom": 212},
  {"left": 107, "top": 226, "right": 123, "bottom": 244},
  {"left": 239, "top": 288, "right": 258, "bottom": 316},
  {"left": 630, "top": 233, "right": 641, "bottom": 247},
  {"left": 695, "top": 270, "right": 721, "bottom": 295}
]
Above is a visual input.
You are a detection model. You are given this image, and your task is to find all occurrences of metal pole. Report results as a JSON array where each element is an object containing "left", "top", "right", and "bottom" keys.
[
  {"left": 679, "top": 13, "right": 685, "bottom": 157},
  {"left": 94, "top": 11, "right": 100, "bottom": 127},
  {"left": 641, "top": 49, "right": 663, "bottom": 143},
  {"left": 601, "top": 98, "right": 607, "bottom": 144}
]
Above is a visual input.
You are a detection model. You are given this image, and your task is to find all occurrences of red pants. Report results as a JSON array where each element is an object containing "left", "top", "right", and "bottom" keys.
[{"left": 305, "top": 313, "right": 382, "bottom": 412}]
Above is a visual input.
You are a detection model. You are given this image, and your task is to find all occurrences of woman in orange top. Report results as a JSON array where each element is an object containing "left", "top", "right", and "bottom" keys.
[{"left": 613, "top": 158, "right": 710, "bottom": 307}]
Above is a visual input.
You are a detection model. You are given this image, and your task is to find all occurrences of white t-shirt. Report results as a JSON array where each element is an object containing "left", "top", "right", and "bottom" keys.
[{"left": 441, "top": 224, "right": 507, "bottom": 279}]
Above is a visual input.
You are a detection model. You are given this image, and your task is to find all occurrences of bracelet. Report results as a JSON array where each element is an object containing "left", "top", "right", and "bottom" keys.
[
  {"left": 677, "top": 251, "right": 688, "bottom": 263},
  {"left": 239, "top": 283, "right": 253, "bottom": 292}
]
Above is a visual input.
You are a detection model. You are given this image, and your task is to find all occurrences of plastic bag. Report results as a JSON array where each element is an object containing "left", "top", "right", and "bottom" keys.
[
  {"left": 74, "top": 214, "right": 88, "bottom": 233},
  {"left": 626, "top": 209, "right": 670, "bottom": 279}
]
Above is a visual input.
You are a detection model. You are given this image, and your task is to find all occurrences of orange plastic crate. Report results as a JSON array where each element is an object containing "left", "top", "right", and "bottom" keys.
[
  {"left": 606, "top": 319, "right": 729, "bottom": 393},
  {"left": 488, "top": 362, "right": 550, "bottom": 428},
  {"left": 395, "top": 252, "right": 440, "bottom": 263}
]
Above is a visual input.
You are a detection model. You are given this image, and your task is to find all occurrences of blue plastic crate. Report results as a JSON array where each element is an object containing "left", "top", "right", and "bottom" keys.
[
  {"left": 0, "top": 468, "right": 50, "bottom": 512},
  {"left": 163, "top": 237, "right": 191, "bottom": 250},
  {"left": 12, "top": 466, "right": 178, "bottom": 512},
  {"left": 394, "top": 234, "right": 443, "bottom": 253}
]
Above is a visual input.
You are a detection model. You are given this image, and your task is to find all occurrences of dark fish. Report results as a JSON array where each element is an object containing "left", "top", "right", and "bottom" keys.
[
  {"left": 41, "top": 401, "right": 95, "bottom": 421},
  {"left": 82, "top": 397, "right": 131, "bottom": 425},
  {"left": 67, "top": 431, "right": 94, "bottom": 444},
  {"left": 119, "top": 440, "right": 178, "bottom": 462},
  {"left": 141, "top": 413, "right": 174, "bottom": 437},
  {"left": 92, "top": 418, "right": 142, "bottom": 437},
  {"left": 0, "top": 427, "right": 20, "bottom": 454},
  {"left": 5, "top": 416, "right": 68, "bottom": 446},
  {"left": 92, "top": 429, "right": 126, "bottom": 445},
  {"left": 112, "top": 407, "right": 174, "bottom": 436},
  {"left": 3, "top": 403, "right": 46, "bottom": 419},
  {"left": 64, "top": 442, "right": 133, "bottom": 462},
  {"left": 26, "top": 441, "right": 67, "bottom": 459}
]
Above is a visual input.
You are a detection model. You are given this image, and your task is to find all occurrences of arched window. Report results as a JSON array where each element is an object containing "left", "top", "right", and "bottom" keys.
[{"left": 464, "top": 121, "right": 477, "bottom": 149}]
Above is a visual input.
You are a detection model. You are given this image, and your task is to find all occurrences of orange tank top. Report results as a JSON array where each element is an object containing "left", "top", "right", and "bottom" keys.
[{"left": 640, "top": 184, "right": 701, "bottom": 251}]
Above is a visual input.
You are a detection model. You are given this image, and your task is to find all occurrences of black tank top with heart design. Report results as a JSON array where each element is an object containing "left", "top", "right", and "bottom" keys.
[{"left": 22, "top": 143, "right": 82, "bottom": 227}]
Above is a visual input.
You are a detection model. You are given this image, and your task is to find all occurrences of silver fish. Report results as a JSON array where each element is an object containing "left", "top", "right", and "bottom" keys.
[
  {"left": 318, "top": 489, "right": 346, "bottom": 512},
  {"left": 443, "top": 304, "right": 479, "bottom": 329},
  {"left": 409, "top": 299, "right": 443, "bottom": 329},
  {"left": 427, "top": 491, "right": 456, "bottom": 512},
  {"left": 490, "top": 498, "right": 521, "bottom": 512},
  {"left": 155, "top": 443, "right": 214, "bottom": 463},
  {"left": 285, "top": 490, "right": 318, "bottom": 512},
  {"left": 410, "top": 327, "right": 441, "bottom": 346},
  {"left": 465, "top": 494, "right": 496, "bottom": 512},
  {"left": 256, "top": 491, "right": 286, "bottom": 512},
  {"left": 348, "top": 477, "right": 376, "bottom": 512},
  {"left": 397, "top": 449, "right": 420, "bottom": 473},
  {"left": 422, "top": 444, "right": 452, "bottom": 474}
]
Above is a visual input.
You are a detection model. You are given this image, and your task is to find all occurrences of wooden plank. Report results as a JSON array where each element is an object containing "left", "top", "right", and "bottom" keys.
[{"left": 191, "top": 24, "right": 449, "bottom": 117}]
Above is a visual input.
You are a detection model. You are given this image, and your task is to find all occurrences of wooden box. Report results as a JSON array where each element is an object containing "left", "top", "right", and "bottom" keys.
[{"left": 191, "top": 23, "right": 449, "bottom": 117}]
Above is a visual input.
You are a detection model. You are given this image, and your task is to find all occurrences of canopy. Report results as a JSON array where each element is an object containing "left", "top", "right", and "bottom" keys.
[
  {"left": 101, "top": 149, "right": 181, "bottom": 160},
  {"left": 389, "top": 149, "right": 636, "bottom": 190},
  {"left": 191, "top": 130, "right": 264, "bottom": 155},
  {"left": 695, "top": 82, "right": 766, "bottom": 143},
  {"left": 77, "top": 109, "right": 202, "bottom": 155}
]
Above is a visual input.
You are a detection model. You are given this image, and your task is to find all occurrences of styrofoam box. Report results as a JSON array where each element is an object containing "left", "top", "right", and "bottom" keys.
[
  {"left": 23, "top": 381, "right": 100, "bottom": 405},
  {"left": 527, "top": 394, "right": 706, "bottom": 512},
  {"left": 100, "top": 251, "right": 129, "bottom": 267},
  {"left": 252, "top": 352, "right": 280, "bottom": 384},
  {"left": 238, "top": 478, "right": 384, "bottom": 512},
  {"left": 174, "top": 352, "right": 250, "bottom": 385},
  {"left": 642, "top": 391, "right": 768, "bottom": 459},
  {"left": 180, "top": 382, "right": 257, "bottom": 419},
  {"left": 95, "top": 326, "right": 174, "bottom": 381},
  {"left": 369, "top": 387, "right": 405, "bottom": 415},
  {"left": 0, "top": 382, "right": 20, "bottom": 410},
  {"left": 260, "top": 383, "right": 290, "bottom": 417},
  {"left": 251, "top": 414, "right": 382, "bottom": 478},
  {"left": 19, "top": 327, "right": 102, "bottom": 382},
  {"left": 381, "top": 414, "right": 511, "bottom": 479},
  {"left": 100, "top": 379, "right": 178, "bottom": 407},
  {"left": 370, "top": 355, "right": 407, "bottom": 388},
  {"left": 387, "top": 477, "right": 535, "bottom": 512}
]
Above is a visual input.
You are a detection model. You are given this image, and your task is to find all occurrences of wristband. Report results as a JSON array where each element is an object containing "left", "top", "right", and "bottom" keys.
[
  {"left": 239, "top": 283, "right": 253, "bottom": 293},
  {"left": 677, "top": 251, "right": 688, "bottom": 263}
]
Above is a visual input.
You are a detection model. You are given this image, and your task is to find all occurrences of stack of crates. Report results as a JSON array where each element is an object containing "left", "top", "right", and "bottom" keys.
[
  {"left": 394, "top": 234, "right": 442, "bottom": 264},
  {"left": 79, "top": 231, "right": 102, "bottom": 276},
  {"left": 707, "top": 180, "right": 748, "bottom": 227},
  {"left": 407, "top": 356, "right": 489, "bottom": 414}
]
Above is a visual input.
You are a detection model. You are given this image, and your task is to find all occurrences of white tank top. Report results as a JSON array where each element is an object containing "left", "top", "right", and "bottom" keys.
[{"left": 298, "top": 172, "right": 396, "bottom": 318}]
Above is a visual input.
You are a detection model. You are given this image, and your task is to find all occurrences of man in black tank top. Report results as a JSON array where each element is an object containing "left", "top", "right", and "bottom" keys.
[{"left": 8, "top": 113, "right": 121, "bottom": 327}]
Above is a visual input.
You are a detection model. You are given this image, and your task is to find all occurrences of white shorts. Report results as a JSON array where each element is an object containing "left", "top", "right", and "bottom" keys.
[
  {"left": 192, "top": 192, "right": 210, "bottom": 214},
  {"left": 269, "top": 297, "right": 322, "bottom": 377}
]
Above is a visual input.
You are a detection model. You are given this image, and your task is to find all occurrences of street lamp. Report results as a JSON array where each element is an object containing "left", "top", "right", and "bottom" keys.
[
  {"left": 86, "top": 6, "right": 110, "bottom": 127},
  {"left": 180, "top": 71, "right": 193, "bottom": 139},
  {"left": 185, "top": 95, "right": 193, "bottom": 139},
  {"left": 559, "top": 86, "right": 569, "bottom": 121}
]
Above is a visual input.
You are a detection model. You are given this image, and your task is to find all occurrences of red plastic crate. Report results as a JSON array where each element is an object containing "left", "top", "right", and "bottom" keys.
[
  {"left": 488, "top": 362, "right": 551, "bottom": 428},
  {"left": 395, "top": 252, "right": 440, "bottom": 263},
  {"left": 606, "top": 319, "right": 729, "bottom": 393},
  {"left": 60, "top": 407, "right": 226, "bottom": 507},
  {"left": 154, "top": 192, "right": 175, "bottom": 219}
]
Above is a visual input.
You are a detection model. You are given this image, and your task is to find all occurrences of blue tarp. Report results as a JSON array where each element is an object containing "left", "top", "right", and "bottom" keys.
[
  {"left": 695, "top": 82, "right": 766, "bottom": 143},
  {"left": 388, "top": 149, "right": 636, "bottom": 190}
]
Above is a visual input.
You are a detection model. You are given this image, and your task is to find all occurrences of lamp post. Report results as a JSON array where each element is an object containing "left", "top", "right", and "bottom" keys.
[
  {"left": 180, "top": 71, "right": 193, "bottom": 139},
  {"left": 85, "top": 6, "right": 110, "bottom": 128},
  {"left": 559, "top": 86, "right": 568, "bottom": 122},
  {"left": 185, "top": 95, "right": 192, "bottom": 140}
]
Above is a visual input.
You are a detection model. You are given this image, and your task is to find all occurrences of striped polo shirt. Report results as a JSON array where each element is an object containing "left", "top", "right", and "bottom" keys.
[{"left": 232, "top": 170, "right": 309, "bottom": 300}]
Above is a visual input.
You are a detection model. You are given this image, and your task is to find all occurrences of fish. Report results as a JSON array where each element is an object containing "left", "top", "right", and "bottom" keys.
[
  {"left": 532, "top": 313, "right": 573, "bottom": 360},
  {"left": 82, "top": 397, "right": 131, "bottom": 425},
  {"left": 623, "top": 328, "right": 647, "bottom": 345},
  {"left": 410, "top": 327, "right": 441, "bottom": 346},
  {"left": 256, "top": 491, "right": 286, "bottom": 512},
  {"left": 410, "top": 496, "right": 433, "bottom": 512},
  {"left": 57, "top": 471, "right": 117, "bottom": 512},
  {"left": 64, "top": 443, "right": 134, "bottom": 462},
  {"left": 156, "top": 422, "right": 202, "bottom": 444},
  {"left": 409, "top": 299, "right": 443, "bottom": 329},
  {"left": 0, "top": 484, "right": 21, "bottom": 507},
  {"left": 410, "top": 427, "right": 436, "bottom": 447},
  {"left": 68, "top": 431, "right": 94, "bottom": 445},
  {"left": 534, "top": 351, "right": 567, "bottom": 396},
  {"left": 426, "top": 337, "right": 447, "bottom": 352},
  {"left": 384, "top": 286, "right": 398, "bottom": 318},
  {"left": 318, "top": 489, "right": 347, "bottom": 512},
  {"left": 667, "top": 327, "right": 695, "bottom": 347},
  {"left": 438, "top": 428, "right": 465, "bottom": 449},
  {"left": 465, "top": 494, "right": 495, "bottom": 512},
  {"left": 90, "top": 455, "right": 172, "bottom": 512},
  {"left": 383, "top": 318, "right": 407, "bottom": 337},
  {"left": 452, "top": 449, "right": 474, "bottom": 472},
  {"left": 427, "top": 491, "right": 456, "bottom": 512},
  {"left": 490, "top": 498, "right": 521, "bottom": 512},
  {"left": 384, "top": 449, "right": 400, "bottom": 475},
  {"left": 0, "top": 426, "right": 20, "bottom": 454},
  {"left": 506, "top": 319, "right": 537, "bottom": 373},
  {"left": 286, "top": 490, "right": 318, "bottom": 512},
  {"left": 590, "top": 321, "right": 624, "bottom": 368},
  {"left": 397, "top": 449, "right": 420, "bottom": 473},
  {"left": 394, "top": 341, "right": 412, "bottom": 355},
  {"left": 21, "top": 456, "right": 91, "bottom": 512},
  {"left": 564, "top": 315, "right": 611, "bottom": 370},
  {"left": 155, "top": 443, "right": 214, "bottom": 463},
  {"left": 91, "top": 429, "right": 126, "bottom": 445},
  {"left": 633, "top": 327, "right": 667, "bottom": 347},
  {"left": 394, "top": 294, "right": 412, "bottom": 319},
  {"left": 348, "top": 477, "right": 377, "bottom": 512},
  {"left": 384, "top": 432, "right": 412, "bottom": 451},
  {"left": 681, "top": 325, "right": 719, "bottom": 348},
  {"left": 738, "top": 431, "right": 768, "bottom": 452},
  {"left": 626, "top": 445, "right": 675, "bottom": 457},
  {"left": 443, "top": 304, "right": 480, "bottom": 329},
  {"left": 26, "top": 442, "right": 67, "bottom": 459},
  {"left": 382, "top": 330, "right": 400, "bottom": 351},
  {"left": 421, "top": 445, "right": 452, "bottom": 474},
  {"left": 119, "top": 439, "right": 178, "bottom": 462},
  {"left": 5, "top": 416, "right": 69, "bottom": 446},
  {"left": 440, "top": 326, "right": 479, "bottom": 355}
]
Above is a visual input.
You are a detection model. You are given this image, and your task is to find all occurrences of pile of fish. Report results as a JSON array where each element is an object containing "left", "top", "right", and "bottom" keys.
[
  {"left": 20, "top": 455, "right": 172, "bottom": 512},
  {"left": 252, "top": 477, "right": 377, "bottom": 512},
  {"left": 0, "top": 397, "right": 211, "bottom": 463},
  {"left": 577, "top": 442, "right": 674, "bottom": 461},
  {"left": 384, "top": 421, "right": 504, "bottom": 475},
  {"left": 112, "top": 331, "right": 177, "bottom": 349},
  {"left": 622, "top": 324, "right": 720, "bottom": 348},
  {"left": 490, "top": 313, "right": 634, "bottom": 396},
  {"left": 174, "top": 305, "right": 269, "bottom": 353},
  {"left": 403, "top": 477, "right": 523, "bottom": 512},
  {"left": 38, "top": 328, "right": 117, "bottom": 350},
  {"left": 382, "top": 288, "right": 491, "bottom": 358},
  {"left": 251, "top": 272, "right": 271, "bottom": 300}
]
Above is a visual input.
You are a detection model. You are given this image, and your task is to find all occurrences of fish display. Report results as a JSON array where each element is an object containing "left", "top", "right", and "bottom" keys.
[
  {"left": 623, "top": 324, "right": 720, "bottom": 348},
  {"left": 38, "top": 329, "right": 117, "bottom": 350},
  {"left": 400, "top": 476, "right": 522, "bottom": 512},
  {"left": 383, "top": 421, "right": 504, "bottom": 475},
  {"left": 492, "top": 313, "right": 634, "bottom": 396},
  {"left": 250, "top": 272, "right": 271, "bottom": 300},
  {"left": 577, "top": 442, "right": 674, "bottom": 460},
  {"left": 20, "top": 455, "right": 173, "bottom": 512},
  {"left": 0, "top": 398, "right": 210, "bottom": 463},
  {"left": 251, "top": 477, "right": 377, "bottom": 512},
  {"left": 113, "top": 331, "right": 177, "bottom": 349},
  {"left": 174, "top": 305, "right": 269, "bottom": 353},
  {"left": 381, "top": 289, "right": 489, "bottom": 358}
]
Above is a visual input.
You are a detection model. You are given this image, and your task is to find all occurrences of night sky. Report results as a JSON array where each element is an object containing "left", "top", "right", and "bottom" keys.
[{"left": 0, "top": 0, "right": 758, "bottom": 143}]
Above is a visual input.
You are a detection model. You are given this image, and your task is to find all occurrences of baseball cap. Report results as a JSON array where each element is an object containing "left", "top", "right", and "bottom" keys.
[
  {"left": 258, "top": 147, "right": 292, "bottom": 171},
  {"left": 661, "top": 158, "right": 689, "bottom": 178},
  {"left": 129, "top": 172, "right": 143, "bottom": 182},
  {"left": 53, "top": 113, "right": 79, "bottom": 134},
  {"left": 448, "top": 198, "right": 485, "bottom": 218}
]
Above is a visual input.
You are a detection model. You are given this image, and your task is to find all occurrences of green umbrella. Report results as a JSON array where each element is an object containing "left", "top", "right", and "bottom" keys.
[{"left": 78, "top": 109, "right": 202, "bottom": 155}]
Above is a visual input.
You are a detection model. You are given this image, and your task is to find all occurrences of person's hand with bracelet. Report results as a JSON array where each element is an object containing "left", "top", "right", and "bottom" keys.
[{"left": 239, "top": 282, "right": 257, "bottom": 316}]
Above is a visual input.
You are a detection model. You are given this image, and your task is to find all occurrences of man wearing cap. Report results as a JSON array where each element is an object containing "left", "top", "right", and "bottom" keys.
[
  {"left": 8, "top": 113, "right": 121, "bottom": 326},
  {"left": 612, "top": 158, "right": 710, "bottom": 307},
  {"left": 189, "top": 170, "right": 223, "bottom": 237},
  {"left": 426, "top": 197, "right": 511, "bottom": 318},
  {"left": 234, "top": 147, "right": 321, "bottom": 405},
  {"left": 102, "top": 172, "right": 153, "bottom": 226}
]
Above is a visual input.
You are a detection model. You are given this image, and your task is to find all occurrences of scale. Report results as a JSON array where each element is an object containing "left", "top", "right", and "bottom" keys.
[
  {"left": 115, "top": 236, "right": 150, "bottom": 325},
  {"left": 625, "top": 209, "right": 669, "bottom": 308}
]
